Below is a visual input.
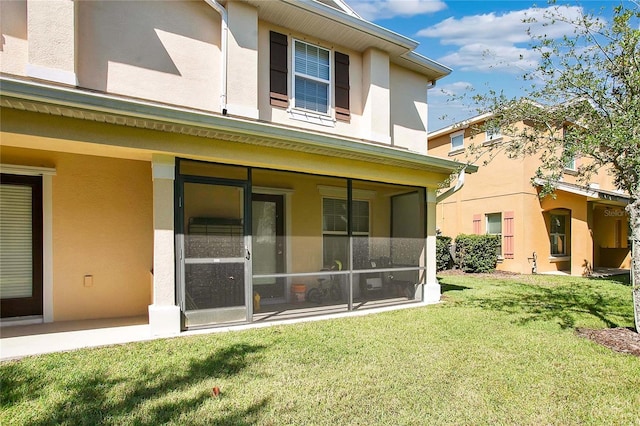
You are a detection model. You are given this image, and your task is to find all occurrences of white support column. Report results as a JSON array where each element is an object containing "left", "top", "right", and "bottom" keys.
[
  {"left": 148, "top": 155, "right": 181, "bottom": 336},
  {"left": 423, "top": 188, "right": 441, "bottom": 303},
  {"left": 361, "top": 48, "right": 391, "bottom": 145},
  {"left": 225, "top": 1, "right": 259, "bottom": 119}
]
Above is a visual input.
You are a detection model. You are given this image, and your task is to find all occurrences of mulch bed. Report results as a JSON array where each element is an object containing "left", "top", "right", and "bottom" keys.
[{"left": 576, "top": 327, "right": 640, "bottom": 357}]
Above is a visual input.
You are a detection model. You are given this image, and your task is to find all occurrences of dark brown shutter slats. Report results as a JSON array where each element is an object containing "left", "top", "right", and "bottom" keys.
[
  {"left": 270, "top": 31, "right": 288, "bottom": 108},
  {"left": 334, "top": 51, "right": 350, "bottom": 122}
]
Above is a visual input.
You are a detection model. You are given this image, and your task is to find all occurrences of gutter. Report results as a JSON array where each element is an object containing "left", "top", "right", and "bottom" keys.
[
  {"left": 284, "top": 0, "right": 418, "bottom": 50},
  {"left": 1, "top": 76, "right": 477, "bottom": 175},
  {"left": 203, "top": 0, "right": 228, "bottom": 115},
  {"left": 436, "top": 167, "right": 467, "bottom": 203}
]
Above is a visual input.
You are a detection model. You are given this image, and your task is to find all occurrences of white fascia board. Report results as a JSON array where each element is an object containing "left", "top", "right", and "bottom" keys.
[
  {"left": 428, "top": 112, "right": 494, "bottom": 139},
  {"left": 283, "top": 0, "right": 418, "bottom": 51},
  {"left": 399, "top": 51, "right": 451, "bottom": 79},
  {"left": 533, "top": 178, "right": 629, "bottom": 204},
  {"left": 0, "top": 76, "right": 475, "bottom": 175}
]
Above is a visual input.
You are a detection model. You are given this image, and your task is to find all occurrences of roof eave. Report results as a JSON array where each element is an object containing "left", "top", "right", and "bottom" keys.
[
  {"left": 1, "top": 76, "right": 474, "bottom": 176},
  {"left": 284, "top": 0, "right": 418, "bottom": 50}
]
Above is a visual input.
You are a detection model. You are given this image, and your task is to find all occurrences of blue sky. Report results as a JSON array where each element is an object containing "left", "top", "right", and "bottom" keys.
[{"left": 346, "top": 0, "right": 630, "bottom": 131}]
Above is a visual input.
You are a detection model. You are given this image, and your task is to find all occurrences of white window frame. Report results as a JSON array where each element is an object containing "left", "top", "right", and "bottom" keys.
[
  {"left": 562, "top": 126, "right": 577, "bottom": 171},
  {"left": 550, "top": 213, "right": 567, "bottom": 256},
  {"left": 485, "top": 126, "right": 502, "bottom": 143},
  {"left": 450, "top": 130, "right": 464, "bottom": 154},
  {"left": 486, "top": 212, "right": 502, "bottom": 257},
  {"left": 322, "top": 197, "right": 370, "bottom": 267},
  {"left": 292, "top": 39, "right": 332, "bottom": 117},
  {"left": 564, "top": 156, "right": 577, "bottom": 171},
  {"left": 0, "top": 164, "right": 56, "bottom": 324}
]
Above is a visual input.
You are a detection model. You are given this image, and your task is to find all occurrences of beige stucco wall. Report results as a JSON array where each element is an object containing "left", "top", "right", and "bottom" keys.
[
  {"left": 256, "top": 22, "right": 366, "bottom": 139},
  {"left": 0, "top": 0, "right": 28, "bottom": 76},
  {"left": 77, "top": 0, "right": 221, "bottom": 112},
  {"left": 0, "top": 145, "right": 153, "bottom": 321},
  {"left": 390, "top": 64, "right": 429, "bottom": 153},
  {"left": 1, "top": 107, "right": 447, "bottom": 189},
  {"left": 362, "top": 48, "right": 391, "bottom": 144},
  {"left": 2, "top": 98, "right": 446, "bottom": 322},
  {"left": 27, "top": 0, "right": 75, "bottom": 81},
  {"left": 6, "top": 0, "right": 434, "bottom": 153},
  {"left": 226, "top": 0, "right": 258, "bottom": 117}
]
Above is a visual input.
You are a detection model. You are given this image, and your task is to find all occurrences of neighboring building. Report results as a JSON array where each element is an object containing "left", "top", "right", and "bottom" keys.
[
  {"left": 0, "top": 0, "right": 474, "bottom": 335},
  {"left": 428, "top": 113, "right": 631, "bottom": 276}
]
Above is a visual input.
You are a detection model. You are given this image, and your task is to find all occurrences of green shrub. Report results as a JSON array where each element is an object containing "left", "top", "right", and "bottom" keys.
[
  {"left": 454, "top": 234, "right": 500, "bottom": 273},
  {"left": 436, "top": 236, "right": 453, "bottom": 271}
]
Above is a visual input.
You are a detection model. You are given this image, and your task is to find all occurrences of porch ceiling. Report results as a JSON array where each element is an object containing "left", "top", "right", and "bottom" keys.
[{"left": 0, "top": 76, "right": 475, "bottom": 176}]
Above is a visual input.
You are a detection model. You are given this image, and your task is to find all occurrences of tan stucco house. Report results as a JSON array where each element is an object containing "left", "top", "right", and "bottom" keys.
[
  {"left": 0, "top": 0, "right": 475, "bottom": 336},
  {"left": 428, "top": 113, "right": 630, "bottom": 276}
]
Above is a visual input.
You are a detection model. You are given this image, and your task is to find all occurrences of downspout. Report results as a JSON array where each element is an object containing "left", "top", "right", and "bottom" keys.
[
  {"left": 436, "top": 167, "right": 466, "bottom": 203},
  {"left": 203, "top": 0, "right": 228, "bottom": 115}
]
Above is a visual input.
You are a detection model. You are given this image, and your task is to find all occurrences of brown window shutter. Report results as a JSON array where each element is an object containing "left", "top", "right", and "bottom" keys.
[
  {"left": 270, "top": 31, "right": 288, "bottom": 108},
  {"left": 503, "top": 211, "right": 515, "bottom": 259},
  {"left": 472, "top": 214, "right": 481, "bottom": 235},
  {"left": 334, "top": 51, "right": 350, "bottom": 122}
]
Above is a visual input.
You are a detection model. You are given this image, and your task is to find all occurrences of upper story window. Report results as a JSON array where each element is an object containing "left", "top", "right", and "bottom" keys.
[
  {"left": 562, "top": 126, "right": 577, "bottom": 171},
  {"left": 450, "top": 130, "right": 464, "bottom": 153},
  {"left": 270, "top": 31, "right": 351, "bottom": 123},
  {"left": 293, "top": 40, "right": 330, "bottom": 114},
  {"left": 485, "top": 126, "right": 501, "bottom": 142},
  {"left": 564, "top": 156, "right": 577, "bottom": 171}
]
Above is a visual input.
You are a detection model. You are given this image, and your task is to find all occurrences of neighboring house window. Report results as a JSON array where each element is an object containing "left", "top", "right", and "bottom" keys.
[
  {"left": 294, "top": 40, "right": 330, "bottom": 114},
  {"left": 269, "top": 32, "right": 350, "bottom": 121},
  {"left": 564, "top": 155, "right": 577, "bottom": 171},
  {"left": 322, "top": 198, "right": 369, "bottom": 268},
  {"left": 485, "top": 126, "right": 501, "bottom": 142},
  {"left": 486, "top": 213, "right": 502, "bottom": 256},
  {"left": 562, "top": 126, "right": 577, "bottom": 170},
  {"left": 550, "top": 214, "right": 567, "bottom": 255},
  {"left": 450, "top": 131, "right": 464, "bottom": 152}
]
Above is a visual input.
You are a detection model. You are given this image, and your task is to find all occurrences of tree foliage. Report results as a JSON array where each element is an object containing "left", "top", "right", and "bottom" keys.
[{"left": 465, "top": 2, "right": 640, "bottom": 331}]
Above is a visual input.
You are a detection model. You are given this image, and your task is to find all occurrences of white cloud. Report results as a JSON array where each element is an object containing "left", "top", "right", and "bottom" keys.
[
  {"left": 437, "top": 44, "right": 540, "bottom": 73},
  {"left": 429, "top": 81, "right": 474, "bottom": 98},
  {"left": 427, "top": 81, "right": 477, "bottom": 128},
  {"left": 349, "top": 0, "right": 447, "bottom": 21},
  {"left": 416, "top": 5, "right": 584, "bottom": 72}
]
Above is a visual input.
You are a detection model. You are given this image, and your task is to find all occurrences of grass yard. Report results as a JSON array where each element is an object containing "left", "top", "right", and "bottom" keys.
[{"left": 2, "top": 273, "right": 639, "bottom": 425}]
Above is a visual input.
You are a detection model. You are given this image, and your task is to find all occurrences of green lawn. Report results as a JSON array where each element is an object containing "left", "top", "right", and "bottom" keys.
[{"left": 2, "top": 274, "right": 639, "bottom": 425}]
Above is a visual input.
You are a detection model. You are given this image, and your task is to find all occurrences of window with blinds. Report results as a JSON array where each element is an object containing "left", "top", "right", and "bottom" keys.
[
  {"left": 0, "top": 184, "right": 33, "bottom": 299},
  {"left": 293, "top": 40, "right": 330, "bottom": 114},
  {"left": 322, "top": 198, "right": 369, "bottom": 268}
]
